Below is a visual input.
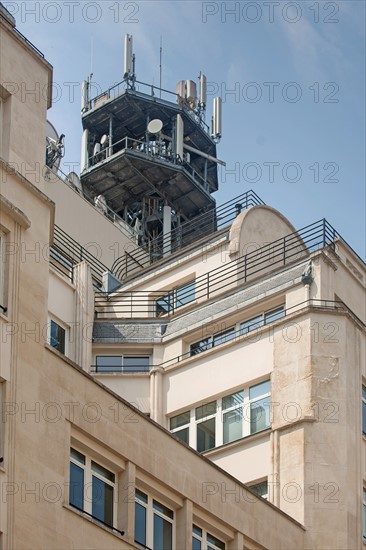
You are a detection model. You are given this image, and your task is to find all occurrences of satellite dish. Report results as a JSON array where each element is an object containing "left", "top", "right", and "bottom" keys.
[
  {"left": 67, "top": 172, "right": 83, "bottom": 196},
  {"left": 100, "top": 134, "right": 108, "bottom": 146},
  {"left": 147, "top": 119, "right": 163, "bottom": 134},
  {"left": 95, "top": 194, "right": 108, "bottom": 214},
  {"left": 46, "top": 120, "right": 65, "bottom": 170}
]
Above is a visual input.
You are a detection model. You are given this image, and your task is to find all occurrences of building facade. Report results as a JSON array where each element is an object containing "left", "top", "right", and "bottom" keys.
[{"left": 0, "top": 4, "right": 365, "bottom": 549}]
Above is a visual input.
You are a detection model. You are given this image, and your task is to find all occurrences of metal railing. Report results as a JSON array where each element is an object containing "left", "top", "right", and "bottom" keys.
[
  {"left": 91, "top": 299, "right": 365, "bottom": 372},
  {"left": 111, "top": 190, "right": 265, "bottom": 280},
  {"left": 95, "top": 219, "right": 340, "bottom": 318},
  {"left": 90, "top": 365, "right": 151, "bottom": 374},
  {"left": 50, "top": 225, "right": 110, "bottom": 287},
  {"left": 89, "top": 78, "right": 211, "bottom": 134}
]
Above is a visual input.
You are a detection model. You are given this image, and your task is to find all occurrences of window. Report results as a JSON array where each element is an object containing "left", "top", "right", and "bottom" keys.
[
  {"left": 192, "top": 525, "right": 225, "bottom": 550},
  {"left": 362, "top": 385, "right": 366, "bottom": 437},
  {"left": 196, "top": 401, "right": 217, "bottom": 452},
  {"left": 69, "top": 448, "right": 116, "bottom": 529},
  {"left": 95, "top": 355, "right": 150, "bottom": 373},
  {"left": 190, "top": 305, "right": 285, "bottom": 357},
  {"left": 248, "top": 479, "right": 268, "bottom": 500},
  {"left": 49, "top": 319, "right": 66, "bottom": 354},
  {"left": 190, "top": 327, "right": 235, "bottom": 357},
  {"left": 250, "top": 381, "right": 271, "bottom": 434},
  {"left": 156, "top": 280, "right": 195, "bottom": 315},
  {"left": 135, "top": 489, "right": 174, "bottom": 549},
  {"left": 170, "top": 410, "right": 190, "bottom": 444},
  {"left": 170, "top": 381, "right": 271, "bottom": 451}
]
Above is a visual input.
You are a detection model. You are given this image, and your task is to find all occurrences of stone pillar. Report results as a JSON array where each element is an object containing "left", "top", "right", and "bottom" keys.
[
  {"left": 176, "top": 498, "right": 193, "bottom": 550},
  {"left": 73, "top": 261, "right": 94, "bottom": 371},
  {"left": 118, "top": 461, "right": 136, "bottom": 543}
]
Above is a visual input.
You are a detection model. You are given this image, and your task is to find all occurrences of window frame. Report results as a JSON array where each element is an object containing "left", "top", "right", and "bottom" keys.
[
  {"left": 363, "top": 486, "right": 366, "bottom": 544},
  {"left": 69, "top": 447, "right": 117, "bottom": 530},
  {"left": 190, "top": 305, "right": 285, "bottom": 357},
  {"left": 135, "top": 488, "right": 175, "bottom": 549},
  {"left": 156, "top": 279, "right": 196, "bottom": 316},
  {"left": 169, "top": 380, "right": 271, "bottom": 451},
  {"left": 192, "top": 524, "right": 226, "bottom": 550},
  {"left": 49, "top": 318, "right": 67, "bottom": 355}
]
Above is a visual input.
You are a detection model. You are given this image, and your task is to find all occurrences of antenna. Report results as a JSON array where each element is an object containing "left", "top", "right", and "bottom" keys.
[
  {"left": 124, "top": 34, "right": 133, "bottom": 78},
  {"left": 212, "top": 97, "right": 222, "bottom": 141},
  {"left": 199, "top": 72, "right": 207, "bottom": 108},
  {"left": 159, "top": 36, "right": 163, "bottom": 98},
  {"left": 90, "top": 35, "right": 94, "bottom": 76}
]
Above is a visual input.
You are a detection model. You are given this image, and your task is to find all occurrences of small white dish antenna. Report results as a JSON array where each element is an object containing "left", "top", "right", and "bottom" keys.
[
  {"left": 147, "top": 119, "right": 163, "bottom": 134},
  {"left": 95, "top": 194, "right": 108, "bottom": 214},
  {"left": 100, "top": 134, "right": 108, "bottom": 146}
]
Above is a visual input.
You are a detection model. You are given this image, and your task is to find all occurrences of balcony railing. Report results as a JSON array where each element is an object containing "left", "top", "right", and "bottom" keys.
[
  {"left": 95, "top": 219, "right": 341, "bottom": 319},
  {"left": 69, "top": 503, "right": 124, "bottom": 536},
  {"left": 111, "top": 190, "right": 265, "bottom": 280},
  {"left": 90, "top": 365, "right": 151, "bottom": 374},
  {"left": 50, "top": 225, "right": 110, "bottom": 287},
  {"left": 91, "top": 299, "right": 365, "bottom": 372}
]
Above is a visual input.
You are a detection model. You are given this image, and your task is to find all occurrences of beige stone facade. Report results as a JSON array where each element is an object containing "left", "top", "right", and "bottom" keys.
[{"left": 1, "top": 4, "right": 365, "bottom": 549}]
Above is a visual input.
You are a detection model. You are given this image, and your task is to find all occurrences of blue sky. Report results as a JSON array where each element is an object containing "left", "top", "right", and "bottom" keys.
[{"left": 6, "top": 0, "right": 365, "bottom": 258}]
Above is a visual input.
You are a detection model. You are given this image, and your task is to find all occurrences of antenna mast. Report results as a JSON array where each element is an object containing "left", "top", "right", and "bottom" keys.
[{"left": 159, "top": 36, "right": 163, "bottom": 98}]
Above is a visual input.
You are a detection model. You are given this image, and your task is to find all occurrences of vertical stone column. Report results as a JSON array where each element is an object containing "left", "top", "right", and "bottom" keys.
[
  {"left": 73, "top": 261, "right": 94, "bottom": 371},
  {"left": 118, "top": 461, "right": 136, "bottom": 543},
  {"left": 150, "top": 367, "right": 164, "bottom": 425},
  {"left": 176, "top": 498, "right": 193, "bottom": 550}
]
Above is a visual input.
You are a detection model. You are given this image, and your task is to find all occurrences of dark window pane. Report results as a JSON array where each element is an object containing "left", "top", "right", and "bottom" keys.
[
  {"left": 91, "top": 461, "right": 115, "bottom": 483},
  {"left": 250, "top": 397, "right": 271, "bottom": 434},
  {"left": 170, "top": 411, "right": 190, "bottom": 430},
  {"left": 135, "top": 502, "right": 147, "bottom": 546},
  {"left": 192, "top": 537, "right": 201, "bottom": 550},
  {"left": 197, "top": 417, "right": 215, "bottom": 452},
  {"left": 207, "top": 532, "right": 225, "bottom": 550},
  {"left": 69, "top": 462, "right": 84, "bottom": 511},
  {"left": 222, "top": 391, "right": 244, "bottom": 410},
  {"left": 154, "top": 513, "right": 172, "bottom": 550},
  {"left": 249, "top": 480, "right": 268, "bottom": 499},
  {"left": 172, "top": 427, "right": 189, "bottom": 444},
  {"left": 264, "top": 306, "right": 285, "bottom": 324},
  {"left": 95, "top": 356, "right": 122, "bottom": 373},
  {"left": 175, "top": 281, "right": 195, "bottom": 308},
  {"left": 153, "top": 500, "right": 174, "bottom": 519},
  {"left": 240, "top": 315, "right": 263, "bottom": 335},
  {"left": 123, "top": 356, "right": 150, "bottom": 373},
  {"left": 156, "top": 293, "right": 173, "bottom": 315},
  {"left": 363, "top": 386, "right": 366, "bottom": 436},
  {"left": 136, "top": 489, "right": 148, "bottom": 503},
  {"left": 193, "top": 525, "right": 202, "bottom": 537},
  {"left": 196, "top": 401, "right": 216, "bottom": 420},
  {"left": 50, "top": 320, "right": 65, "bottom": 354},
  {"left": 249, "top": 380, "right": 270, "bottom": 400},
  {"left": 190, "top": 338, "right": 212, "bottom": 356},
  {"left": 92, "top": 475, "right": 113, "bottom": 526},
  {"left": 223, "top": 410, "right": 242, "bottom": 444},
  {"left": 70, "top": 448, "right": 85, "bottom": 464},
  {"left": 212, "top": 328, "right": 235, "bottom": 346}
]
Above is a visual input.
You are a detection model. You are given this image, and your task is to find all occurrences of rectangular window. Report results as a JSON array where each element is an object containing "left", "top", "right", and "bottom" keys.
[
  {"left": 191, "top": 304, "right": 285, "bottom": 357},
  {"left": 95, "top": 356, "right": 150, "bottom": 373},
  {"left": 222, "top": 391, "right": 244, "bottom": 444},
  {"left": 50, "top": 319, "right": 66, "bottom": 354},
  {"left": 135, "top": 489, "right": 174, "bottom": 550},
  {"left": 196, "top": 401, "right": 216, "bottom": 452},
  {"left": 69, "top": 448, "right": 116, "bottom": 530},
  {"left": 169, "top": 381, "right": 271, "bottom": 451},
  {"left": 192, "top": 525, "right": 225, "bottom": 550},
  {"left": 250, "top": 381, "right": 271, "bottom": 434},
  {"left": 156, "top": 280, "right": 195, "bottom": 315},
  {"left": 248, "top": 479, "right": 268, "bottom": 500},
  {"left": 170, "top": 411, "right": 190, "bottom": 444},
  {"left": 362, "top": 385, "right": 366, "bottom": 437}
]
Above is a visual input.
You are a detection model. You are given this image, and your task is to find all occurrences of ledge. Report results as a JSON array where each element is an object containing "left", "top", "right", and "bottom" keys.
[{"left": 63, "top": 503, "right": 125, "bottom": 540}]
